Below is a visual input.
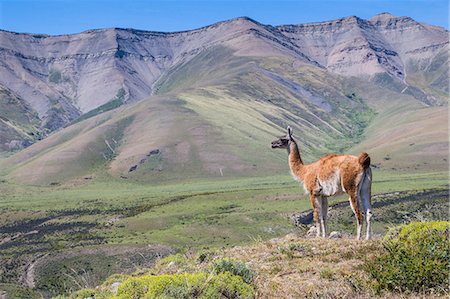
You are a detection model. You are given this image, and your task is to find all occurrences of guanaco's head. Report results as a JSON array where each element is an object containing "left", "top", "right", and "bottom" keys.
[{"left": 271, "top": 126, "right": 294, "bottom": 149}]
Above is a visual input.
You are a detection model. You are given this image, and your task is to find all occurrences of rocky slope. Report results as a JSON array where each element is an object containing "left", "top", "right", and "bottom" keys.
[{"left": 278, "top": 13, "right": 448, "bottom": 80}]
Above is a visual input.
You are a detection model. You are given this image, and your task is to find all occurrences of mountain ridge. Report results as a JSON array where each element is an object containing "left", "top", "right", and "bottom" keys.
[{"left": 0, "top": 13, "right": 447, "bottom": 184}]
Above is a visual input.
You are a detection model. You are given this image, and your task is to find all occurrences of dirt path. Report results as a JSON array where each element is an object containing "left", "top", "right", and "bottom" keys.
[
  {"left": 19, "top": 244, "right": 173, "bottom": 289},
  {"left": 20, "top": 253, "right": 49, "bottom": 288}
]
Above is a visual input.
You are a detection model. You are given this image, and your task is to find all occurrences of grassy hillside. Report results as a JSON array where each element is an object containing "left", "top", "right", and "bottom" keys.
[
  {"left": 344, "top": 76, "right": 448, "bottom": 172},
  {"left": 405, "top": 48, "right": 449, "bottom": 102},
  {"left": 0, "top": 86, "right": 43, "bottom": 152},
  {"left": 2, "top": 41, "right": 447, "bottom": 186},
  {"left": 1, "top": 46, "right": 425, "bottom": 185}
]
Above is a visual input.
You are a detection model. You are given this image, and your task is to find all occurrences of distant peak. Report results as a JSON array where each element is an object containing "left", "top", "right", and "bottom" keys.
[
  {"left": 369, "top": 12, "right": 420, "bottom": 27},
  {"left": 374, "top": 12, "right": 395, "bottom": 17},
  {"left": 225, "top": 16, "right": 261, "bottom": 25},
  {"left": 232, "top": 16, "right": 257, "bottom": 22},
  {"left": 370, "top": 12, "right": 397, "bottom": 21},
  {"left": 343, "top": 15, "right": 359, "bottom": 20}
]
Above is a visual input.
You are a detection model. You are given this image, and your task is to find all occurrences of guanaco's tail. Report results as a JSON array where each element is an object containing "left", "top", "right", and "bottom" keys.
[
  {"left": 357, "top": 153, "right": 373, "bottom": 240},
  {"left": 358, "top": 152, "right": 371, "bottom": 169}
]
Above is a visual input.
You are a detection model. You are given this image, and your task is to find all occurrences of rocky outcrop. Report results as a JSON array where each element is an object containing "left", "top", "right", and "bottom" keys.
[{"left": 277, "top": 13, "right": 448, "bottom": 81}]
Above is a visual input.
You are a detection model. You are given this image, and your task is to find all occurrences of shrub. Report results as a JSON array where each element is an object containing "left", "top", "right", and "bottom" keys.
[
  {"left": 69, "top": 288, "right": 95, "bottom": 299},
  {"left": 48, "top": 68, "right": 62, "bottom": 83},
  {"left": 68, "top": 287, "right": 113, "bottom": 299},
  {"left": 319, "top": 267, "right": 334, "bottom": 280},
  {"left": 116, "top": 272, "right": 254, "bottom": 299},
  {"left": 116, "top": 275, "right": 153, "bottom": 299},
  {"left": 202, "top": 272, "right": 255, "bottom": 299},
  {"left": 154, "top": 253, "right": 195, "bottom": 274},
  {"left": 196, "top": 248, "right": 216, "bottom": 263},
  {"left": 213, "top": 258, "right": 255, "bottom": 284},
  {"left": 0, "top": 283, "right": 42, "bottom": 299},
  {"left": 101, "top": 273, "right": 130, "bottom": 286},
  {"left": 365, "top": 221, "right": 449, "bottom": 294}
]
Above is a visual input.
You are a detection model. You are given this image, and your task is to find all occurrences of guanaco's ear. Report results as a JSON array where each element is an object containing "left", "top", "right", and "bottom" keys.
[{"left": 287, "top": 126, "right": 293, "bottom": 140}]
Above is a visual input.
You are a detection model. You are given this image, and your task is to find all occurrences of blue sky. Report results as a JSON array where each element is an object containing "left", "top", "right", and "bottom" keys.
[{"left": 0, "top": 0, "right": 448, "bottom": 35}]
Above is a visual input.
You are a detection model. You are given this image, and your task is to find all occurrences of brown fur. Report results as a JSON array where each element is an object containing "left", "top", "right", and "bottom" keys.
[
  {"left": 358, "top": 152, "right": 371, "bottom": 169},
  {"left": 272, "top": 127, "right": 373, "bottom": 240}
]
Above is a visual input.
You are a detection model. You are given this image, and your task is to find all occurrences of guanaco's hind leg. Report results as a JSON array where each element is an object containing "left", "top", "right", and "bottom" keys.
[
  {"left": 360, "top": 168, "right": 373, "bottom": 240},
  {"left": 320, "top": 196, "right": 328, "bottom": 237}
]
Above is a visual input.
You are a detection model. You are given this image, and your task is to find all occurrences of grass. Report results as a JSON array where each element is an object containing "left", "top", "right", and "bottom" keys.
[
  {"left": 1, "top": 114, "right": 134, "bottom": 184},
  {"left": 369, "top": 170, "right": 448, "bottom": 193},
  {"left": 345, "top": 77, "right": 448, "bottom": 173},
  {"left": 32, "top": 245, "right": 173, "bottom": 297},
  {"left": 1, "top": 169, "right": 446, "bottom": 209},
  {"left": 0, "top": 175, "right": 307, "bottom": 262},
  {"left": 0, "top": 169, "right": 446, "bottom": 224},
  {"left": 326, "top": 188, "right": 449, "bottom": 235},
  {"left": 0, "top": 170, "right": 447, "bottom": 262},
  {"left": 0, "top": 86, "right": 42, "bottom": 151},
  {"left": 0, "top": 283, "right": 42, "bottom": 299},
  {"left": 1, "top": 159, "right": 447, "bottom": 298},
  {"left": 70, "top": 88, "right": 126, "bottom": 125}
]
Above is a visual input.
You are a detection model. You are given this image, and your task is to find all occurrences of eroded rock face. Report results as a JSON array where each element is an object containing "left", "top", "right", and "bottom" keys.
[
  {"left": 277, "top": 13, "right": 448, "bottom": 81},
  {"left": 0, "top": 18, "right": 269, "bottom": 119},
  {"left": 0, "top": 14, "right": 447, "bottom": 148}
]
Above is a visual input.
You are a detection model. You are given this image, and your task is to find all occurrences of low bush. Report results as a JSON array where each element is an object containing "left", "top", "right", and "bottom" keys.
[
  {"left": 212, "top": 258, "right": 255, "bottom": 284},
  {"left": 196, "top": 248, "right": 216, "bottom": 263},
  {"left": 365, "top": 221, "right": 449, "bottom": 294},
  {"left": 69, "top": 288, "right": 96, "bottom": 299},
  {"left": 68, "top": 287, "right": 115, "bottom": 299},
  {"left": 116, "top": 272, "right": 254, "bottom": 299},
  {"left": 101, "top": 273, "right": 130, "bottom": 286},
  {"left": 153, "top": 253, "right": 195, "bottom": 274}
]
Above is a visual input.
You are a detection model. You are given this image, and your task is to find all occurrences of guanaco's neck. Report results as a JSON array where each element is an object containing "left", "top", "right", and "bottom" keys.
[{"left": 288, "top": 140, "right": 305, "bottom": 180}]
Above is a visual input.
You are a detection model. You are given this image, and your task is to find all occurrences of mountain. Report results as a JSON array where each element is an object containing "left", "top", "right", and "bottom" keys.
[{"left": 0, "top": 14, "right": 448, "bottom": 184}]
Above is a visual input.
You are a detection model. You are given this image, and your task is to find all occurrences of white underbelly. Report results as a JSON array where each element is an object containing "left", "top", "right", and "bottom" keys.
[{"left": 318, "top": 172, "right": 344, "bottom": 196}]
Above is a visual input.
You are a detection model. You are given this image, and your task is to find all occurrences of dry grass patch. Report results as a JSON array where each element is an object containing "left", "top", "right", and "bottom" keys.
[
  {"left": 220, "top": 233, "right": 445, "bottom": 298},
  {"left": 218, "top": 234, "right": 376, "bottom": 298}
]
